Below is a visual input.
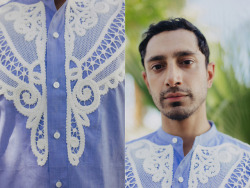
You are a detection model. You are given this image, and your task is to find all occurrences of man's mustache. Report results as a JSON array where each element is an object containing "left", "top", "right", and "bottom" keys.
[{"left": 160, "top": 87, "right": 193, "bottom": 100}]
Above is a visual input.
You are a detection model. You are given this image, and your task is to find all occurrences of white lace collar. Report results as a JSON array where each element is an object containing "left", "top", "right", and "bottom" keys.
[{"left": 126, "top": 139, "right": 250, "bottom": 188}]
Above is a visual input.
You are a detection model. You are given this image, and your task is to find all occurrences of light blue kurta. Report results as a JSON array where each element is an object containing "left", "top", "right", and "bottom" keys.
[
  {"left": 0, "top": 0, "right": 125, "bottom": 187},
  {"left": 126, "top": 122, "right": 250, "bottom": 188}
]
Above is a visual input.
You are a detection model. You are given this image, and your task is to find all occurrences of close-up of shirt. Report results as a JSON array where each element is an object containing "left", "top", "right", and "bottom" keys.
[
  {"left": 0, "top": 0, "right": 125, "bottom": 187},
  {"left": 125, "top": 122, "right": 250, "bottom": 188}
]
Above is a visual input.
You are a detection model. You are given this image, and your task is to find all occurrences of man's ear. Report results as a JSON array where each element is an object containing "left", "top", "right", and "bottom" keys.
[
  {"left": 142, "top": 71, "right": 151, "bottom": 95},
  {"left": 207, "top": 62, "right": 215, "bottom": 88}
]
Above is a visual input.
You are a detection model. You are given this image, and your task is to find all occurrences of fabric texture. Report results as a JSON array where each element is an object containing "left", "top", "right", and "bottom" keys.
[
  {"left": 0, "top": 0, "right": 125, "bottom": 187},
  {"left": 125, "top": 122, "right": 250, "bottom": 188}
]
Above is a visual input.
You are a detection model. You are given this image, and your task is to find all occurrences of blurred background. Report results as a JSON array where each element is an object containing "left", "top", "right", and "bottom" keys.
[{"left": 125, "top": 0, "right": 250, "bottom": 143}]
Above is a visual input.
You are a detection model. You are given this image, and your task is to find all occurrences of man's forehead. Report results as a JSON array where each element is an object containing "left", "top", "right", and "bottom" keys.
[
  {"left": 145, "top": 29, "right": 201, "bottom": 61},
  {"left": 145, "top": 29, "right": 200, "bottom": 62},
  {"left": 148, "top": 29, "right": 198, "bottom": 45}
]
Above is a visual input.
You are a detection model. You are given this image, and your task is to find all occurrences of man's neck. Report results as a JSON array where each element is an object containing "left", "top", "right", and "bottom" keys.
[
  {"left": 54, "top": 0, "right": 66, "bottom": 10},
  {"left": 161, "top": 103, "right": 211, "bottom": 156}
]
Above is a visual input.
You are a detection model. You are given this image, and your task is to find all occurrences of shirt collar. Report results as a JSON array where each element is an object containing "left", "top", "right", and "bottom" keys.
[
  {"left": 42, "top": 0, "right": 57, "bottom": 11},
  {"left": 42, "top": 0, "right": 68, "bottom": 12},
  {"left": 156, "top": 121, "right": 218, "bottom": 147}
]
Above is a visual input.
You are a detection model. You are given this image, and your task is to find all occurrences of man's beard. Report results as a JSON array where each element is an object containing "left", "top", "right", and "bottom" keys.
[
  {"left": 157, "top": 87, "right": 204, "bottom": 121},
  {"left": 164, "top": 103, "right": 195, "bottom": 120}
]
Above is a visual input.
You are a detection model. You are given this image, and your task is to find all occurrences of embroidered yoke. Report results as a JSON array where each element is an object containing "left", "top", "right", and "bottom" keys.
[
  {"left": 125, "top": 122, "right": 250, "bottom": 188},
  {"left": 0, "top": 0, "right": 125, "bottom": 187}
]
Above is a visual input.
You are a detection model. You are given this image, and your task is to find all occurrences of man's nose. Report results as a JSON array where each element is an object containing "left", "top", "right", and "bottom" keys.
[{"left": 164, "top": 63, "right": 182, "bottom": 87}]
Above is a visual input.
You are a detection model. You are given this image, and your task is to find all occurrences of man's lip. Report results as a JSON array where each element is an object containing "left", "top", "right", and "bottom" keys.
[{"left": 165, "top": 93, "right": 188, "bottom": 99}]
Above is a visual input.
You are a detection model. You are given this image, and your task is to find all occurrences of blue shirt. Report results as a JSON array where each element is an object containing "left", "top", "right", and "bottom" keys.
[
  {"left": 125, "top": 122, "right": 250, "bottom": 187},
  {"left": 0, "top": 0, "right": 125, "bottom": 187}
]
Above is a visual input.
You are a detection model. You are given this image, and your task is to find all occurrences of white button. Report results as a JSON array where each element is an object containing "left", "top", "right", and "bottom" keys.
[
  {"left": 54, "top": 131, "right": 60, "bottom": 139},
  {"left": 53, "top": 82, "right": 60, "bottom": 88},
  {"left": 178, "top": 177, "right": 184, "bottom": 183},
  {"left": 56, "top": 181, "right": 62, "bottom": 188},
  {"left": 53, "top": 32, "right": 59, "bottom": 38},
  {"left": 172, "top": 137, "right": 177, "bottom": 143}
]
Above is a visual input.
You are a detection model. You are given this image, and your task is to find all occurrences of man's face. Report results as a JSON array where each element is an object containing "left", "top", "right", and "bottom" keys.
[{"left": 143, "top": 29, "right": 214, "bottom": 120}]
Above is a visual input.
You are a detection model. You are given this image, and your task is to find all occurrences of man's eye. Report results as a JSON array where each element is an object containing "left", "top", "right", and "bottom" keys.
[
  {"left": 152, "top": 64, "right": 164, "bottom": 70},
  {"left": 182, "top": 60, "right": 194, "bottom": 65}
]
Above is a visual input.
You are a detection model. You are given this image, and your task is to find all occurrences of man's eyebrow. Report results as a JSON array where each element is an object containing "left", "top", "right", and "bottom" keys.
[
  {"left": 146, "top": 50, "right": 197, "bottom": 63},
  {"left": 147, "top": 55, "right": 166, "bottom": 63},
  {"left": 173, "top": 50, "right": 196, "bottom": 57}
]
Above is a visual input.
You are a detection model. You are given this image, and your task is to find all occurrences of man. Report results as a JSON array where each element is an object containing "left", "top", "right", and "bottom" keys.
[
  {"left": 125, "top": 18, "right": 250, "bottom": 188},
  {"left": 0, "top": 0, "right": 125, "bottom": 187}
]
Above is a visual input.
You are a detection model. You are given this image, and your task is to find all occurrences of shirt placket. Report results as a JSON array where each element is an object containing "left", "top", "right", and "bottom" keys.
[
  {"left": 46, "top": 5, "right": 68, "bottom": 188},
  {"left": 171, "top": 137, "right": 191, "bottom": 188}
]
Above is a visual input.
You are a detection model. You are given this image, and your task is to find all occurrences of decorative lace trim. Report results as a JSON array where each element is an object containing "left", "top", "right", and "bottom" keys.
[
  {"left": 220, "top": 151, "right": 250, "bottom": 188},
  {"left": 66, "top": 0, "right": 110, "bottom": 38},
  {"left": 125, "top": 146, "right": 142, "bottom": 188},
  {"left": 65, "top": 0, "right": 125, "bottom": 165},
  {"left": 0, "top": 2, "right": 48, "bottom": 166},
  {"left": 125, "top": 140, "right": 173, "bottom": 188},
  {"left": 126, "top": 140, "right": 250, "bottom": 188},
  {"left": 188, "top": 143, "right": 241, "bottom": 187},
  {"left": 0, "top": 0, "right": 11, "bottom": 7}
]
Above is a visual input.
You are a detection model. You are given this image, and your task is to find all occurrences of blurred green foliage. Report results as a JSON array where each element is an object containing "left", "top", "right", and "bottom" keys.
[{"left": 207, "top": 45, "right": 250, "bottom": 144}]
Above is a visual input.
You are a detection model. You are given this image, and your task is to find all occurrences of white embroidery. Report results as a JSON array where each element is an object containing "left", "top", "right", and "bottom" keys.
[
  {"left": 220, "top": 151, "right": 250, "bottom": 188},
  {"left": 0, "top": 2, "right": 48, "bottom": 166},
  {"left": 105, "top": 0, "right": 120, "bottom": 5},
  {"left": 126, "top": 139, "right": 250, "bottom": 188},
  {"left": 125, "top": 145, "right": 143, "bottom": 188},
  {"left": 5, "top": 3, "right": 44, "bottom": 41},
  {"left": 126, "top": 140, "right": 173, "bottom": 188},
  {"left": 65, "top": 0, "right": 125, "bottom": 165},
  {"left": 188, "top": 143, "right": 241, "bottom": 187},
  {"left": 66, "top": 0, "right": 110, "bottom": 38},
  {"left": 137, "top": 141, "right": 173, "bottom": 187}
]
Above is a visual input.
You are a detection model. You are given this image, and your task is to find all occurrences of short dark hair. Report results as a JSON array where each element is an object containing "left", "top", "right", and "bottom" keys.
[{"left": 139, "top": 18, "right": 210, "bottom": 67}]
